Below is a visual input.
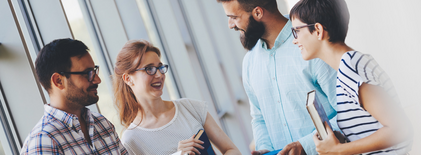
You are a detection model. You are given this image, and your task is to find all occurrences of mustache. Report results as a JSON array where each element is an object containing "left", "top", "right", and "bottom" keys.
[
  {"left": 88, "top": 84, "right": 98, "bottom": 90},
  {"left": 233, "top": 26, "right": 244, "bottom": 32}
]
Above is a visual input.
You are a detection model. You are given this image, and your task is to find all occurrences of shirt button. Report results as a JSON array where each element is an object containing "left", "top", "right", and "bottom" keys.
[
  {"left": 278, "top": 100, "right": 280, "bottom": 103},
  {"left": 273, "top": 77, "right": 275, "bottom": 80},
  {"left": 270, "top": 54, "right": 273, "bottom": 56},
  {"left": 284, "top": 124, "right": 286, "bottom": 126}
]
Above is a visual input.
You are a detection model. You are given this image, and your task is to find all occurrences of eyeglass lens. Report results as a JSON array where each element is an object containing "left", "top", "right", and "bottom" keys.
[
  {"left": 146, "top": 65, "right": 168, "bottom": 75},
  {"left": 292, "top": 28, "right": 297, "bottom": 39},
  {"left": 88, "top": 67, "right": 99, "bottom": 82},
  {"left": 291, "top": 24, "right": 315, "bottom": 39}
]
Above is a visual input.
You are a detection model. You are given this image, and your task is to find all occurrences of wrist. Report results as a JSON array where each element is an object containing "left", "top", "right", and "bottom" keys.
[
  {"left": 295, "top": 141, "right": 306, "bottom": 155},
  {"left": 333, "top": 143, "right": 347, "bottom": 155}
]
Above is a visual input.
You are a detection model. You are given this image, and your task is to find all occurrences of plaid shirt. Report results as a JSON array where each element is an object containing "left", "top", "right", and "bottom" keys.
[{"left": 20, "top": 105, "right": 128, "bottom": 155}]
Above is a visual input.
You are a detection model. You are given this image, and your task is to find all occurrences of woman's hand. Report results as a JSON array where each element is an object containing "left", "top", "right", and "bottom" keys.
[
  {"left": 177, "top": 135, "right": 204, "bottom": 155},
  {"left": 313, "top": 122, "right": 343, "bottom": 155}
]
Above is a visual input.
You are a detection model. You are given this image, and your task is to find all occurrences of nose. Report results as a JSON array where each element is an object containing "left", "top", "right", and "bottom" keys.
[
  {"left": 92, "top": 73, "right": 101, "bottom": 84},
  {"left": 154, "top": 70, "right": 165, "bottom": 78},
  {"left": 228, "top": 18, "right": 235, "bottom": 29}
]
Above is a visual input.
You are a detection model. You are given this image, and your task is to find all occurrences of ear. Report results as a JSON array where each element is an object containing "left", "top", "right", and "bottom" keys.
[
  {"left": 51, "top": 73, "right": 65, "bottom": 90},
  {"left": 122, "top": 73, "right": 132, "bottom": 86},
  {"left": 314, "top": 23, "right": 325, "bottom": 40},
  {"left": 252, "top": 6, "right": 264, "bottom": 21}
]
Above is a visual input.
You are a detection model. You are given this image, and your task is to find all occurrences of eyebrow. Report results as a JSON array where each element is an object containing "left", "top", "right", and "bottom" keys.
[
  {"left": 143, "top": 62, "right": 163, "bottom": 68},
  {"left": 227, "top": 15, "right": 238, "bottom": 18},
  {"left": 82, "top": 67, "right": 95, "bottom": 72}
]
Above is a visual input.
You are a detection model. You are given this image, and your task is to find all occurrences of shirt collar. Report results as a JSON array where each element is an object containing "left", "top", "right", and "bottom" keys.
[
  {"left": 261, "top": 19, "right": 293, "bottom": 51},
  {"left": 44, "top": 104, "right": 91, "bottom": 128}
]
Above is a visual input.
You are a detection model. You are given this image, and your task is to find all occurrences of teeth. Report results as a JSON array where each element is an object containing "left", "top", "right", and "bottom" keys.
[{"left": 151, "top": 83, "right": 161, "bottom": 87}]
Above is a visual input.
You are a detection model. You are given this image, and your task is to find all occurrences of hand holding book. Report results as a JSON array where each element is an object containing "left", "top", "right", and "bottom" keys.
[
  {"left": 193, "top": 129, "right": 215, "bottom": 155},
  {"left": 306, "top": 90, "right": 347, "bottom": 143},
  {"left": 313, "top": 121, "right": 348, "bottom": 154},
  {"left": 177, "top": 134, "right": 204, "bottom": 155},
  {"left": 314, "top": 122, "right": 347, "bottom": 143}
]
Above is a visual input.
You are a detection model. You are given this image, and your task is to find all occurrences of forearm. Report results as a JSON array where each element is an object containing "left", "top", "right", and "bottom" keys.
[
  {"left": 251, "top": 119, "right": 273, "bottom": 151},
  {"left": 248, "top": 96, "right": 272, "bottom": 150},
  {"left": 338, "top": 83, "right": 414, "bottom": 154},
  {"left": 337, "top": 126, "right": 411, "bottom": 155},
  {"left": 223, "top": 148, "right": 242, "bottom": 155},
  {"left": 204, "top": 113, "right": 241, "bottom": 155},
  {"left": 298, "top": 130, "right": 317, "bottom": 155},
  {"left": 300, "top": 117, "right": 341, "bottom": 155},
  {"left": 243, "top": 62, "right": 273, "bottom": 151}
]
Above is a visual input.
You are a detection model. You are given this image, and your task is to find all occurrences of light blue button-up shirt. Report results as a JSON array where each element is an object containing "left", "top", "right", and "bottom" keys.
[{"left": 242, "top": 20, "right": 339, "bottom": 155}]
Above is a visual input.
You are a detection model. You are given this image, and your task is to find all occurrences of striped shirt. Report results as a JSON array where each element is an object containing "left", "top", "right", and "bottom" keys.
[
  {"left": 20, "top": 104, "right": 128, "bottom": 155},
  {"left": 120, "top": 98, "right": 207, "bottom": 155},
  {"left": 336, "top": 51, "right": 411, "bottom": 154}
]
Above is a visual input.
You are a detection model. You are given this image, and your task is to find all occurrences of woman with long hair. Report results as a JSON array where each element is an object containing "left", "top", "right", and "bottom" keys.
[
  {"left": 113, "top": 40, "right": 240, "bottom": 155},
  {"left": 290, "top": 0, "right": 412, "bottom": 154}
]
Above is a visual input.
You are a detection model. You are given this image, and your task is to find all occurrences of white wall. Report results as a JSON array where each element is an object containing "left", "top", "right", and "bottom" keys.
[
  {"left": 282, "top": 0, "right": 421, "bottom": 153},
  {"left": 344, "top": 1, "right": 421, "bottom": 153}
]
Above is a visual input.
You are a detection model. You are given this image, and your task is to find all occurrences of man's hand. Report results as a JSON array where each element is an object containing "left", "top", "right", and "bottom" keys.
[
  {"left": 251, "top": 149, "right": 270, "bottom": 155},
  {"left": 277, "top": 141, "right": 305, "bottom": 155}
]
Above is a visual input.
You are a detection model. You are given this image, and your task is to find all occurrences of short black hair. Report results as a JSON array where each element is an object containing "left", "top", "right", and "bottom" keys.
[
  {"left": 217, "top": 0, "right": 278, "bottom": 13},
  {"left": 35, "top": 38, "right": 89, "bottom": 93},
  {"left": 290, "top": 0, "right": 350, "bottom": 43}
]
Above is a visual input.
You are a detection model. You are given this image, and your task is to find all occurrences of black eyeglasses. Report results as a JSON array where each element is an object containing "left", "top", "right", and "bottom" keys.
[
  {"left": 291, "top": 24, "right": 315, "bottom": 39},
  {"left": 136, "top": 64, "right": 169, "bottom": 75},
  {"left": 60, "top": 65, "right": 99, "bottom": 82}
]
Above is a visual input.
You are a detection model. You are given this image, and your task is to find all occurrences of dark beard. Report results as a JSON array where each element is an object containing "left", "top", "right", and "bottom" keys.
[
  {"left": 240, "top": 15, "right": 266, "bottom": 51},
  {"left": 66, "top": 80, "right": 99, "bottom": 107}
]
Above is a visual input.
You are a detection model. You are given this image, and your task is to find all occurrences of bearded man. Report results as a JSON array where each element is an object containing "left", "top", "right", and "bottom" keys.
[
  {"left": 20, "top": 38, "right": 127, "bottom": 155},
  {"left": 217, "top": 0, "right": 340, "bottom": 155}
]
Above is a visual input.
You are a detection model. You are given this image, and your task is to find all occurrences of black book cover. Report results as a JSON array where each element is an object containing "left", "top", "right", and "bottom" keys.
[{"left": 194, "top": 129, "right": 215, "bottom": 155}]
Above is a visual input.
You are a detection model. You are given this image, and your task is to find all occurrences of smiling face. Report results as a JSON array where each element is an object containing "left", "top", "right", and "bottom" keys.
[
  {"left": 130, "top": 51, "right": 165, "bottom": 100},
  {"left": 65, "top": 53, "right": 101, "bottom": 107},
  {"left": 222, "top": 1, "right": 265, "bottom": 50},
  {"left": 222, "top": 1, "right": 249, "bottom": 34},
  {"left": 291, "top": 18, "right": 321, "bottom": 60}
]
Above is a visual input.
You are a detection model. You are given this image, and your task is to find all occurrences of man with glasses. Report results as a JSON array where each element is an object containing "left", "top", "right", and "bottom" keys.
[
  {"left": 20, "top": 38, "right": 127, "bottom": 155},
  {"left": 216, "top": 0, "right": 339, "bottom": 154}
]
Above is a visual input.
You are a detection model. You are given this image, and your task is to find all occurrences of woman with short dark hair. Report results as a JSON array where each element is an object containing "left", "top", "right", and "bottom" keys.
[{"left": 290, "top": 0, "right": 412, "bottom": 154}]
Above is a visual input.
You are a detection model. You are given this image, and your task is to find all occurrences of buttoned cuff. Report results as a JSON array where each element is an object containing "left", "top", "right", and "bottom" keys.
[
  {"left": 257, "top": 144, "right": 274, "bottom": 152},
  {"left": 298, "top": 131, "right": 318, "bottom": 155}
]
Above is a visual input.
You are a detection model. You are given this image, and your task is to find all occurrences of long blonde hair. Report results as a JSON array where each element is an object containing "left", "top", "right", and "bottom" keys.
[{"left": 113, "top": 40, "right": 161, "bottom": 128}]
